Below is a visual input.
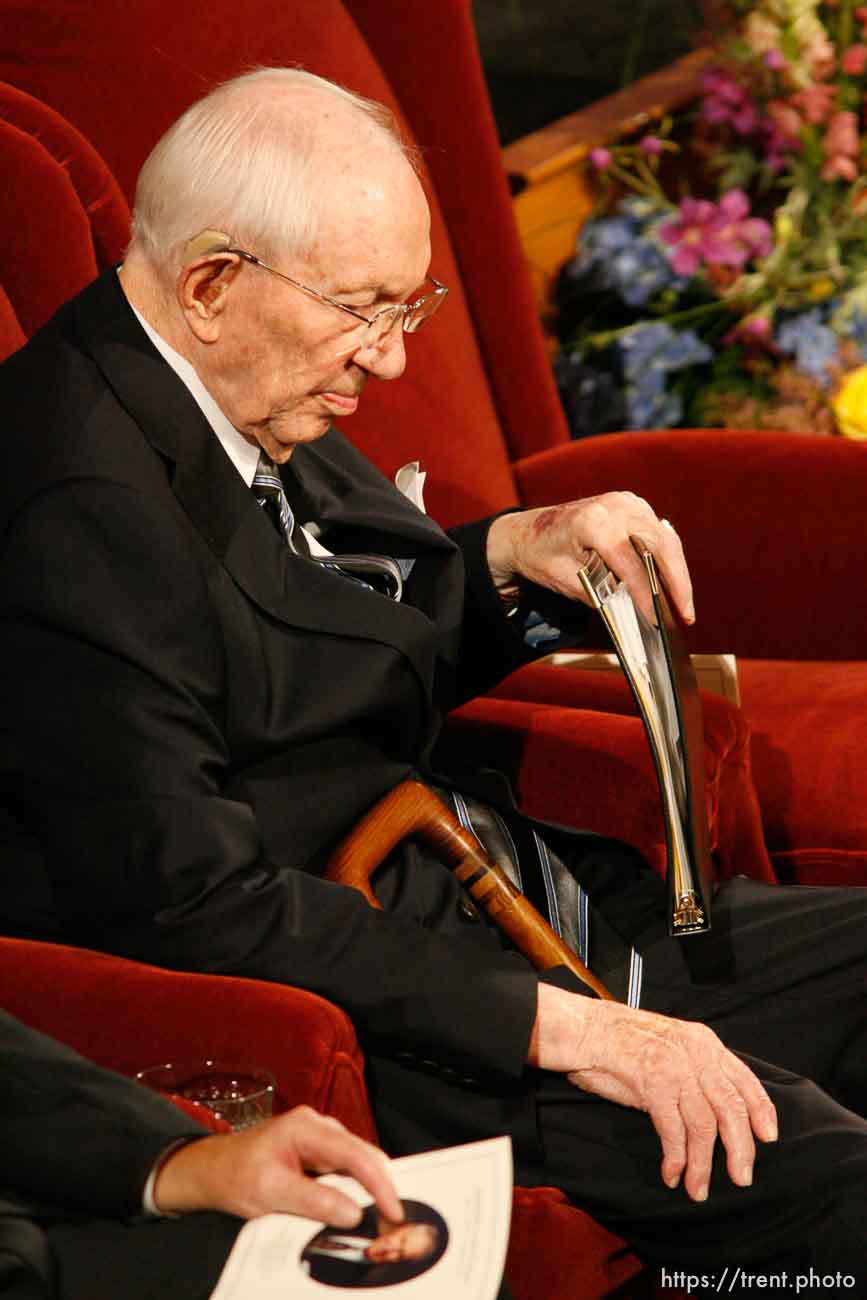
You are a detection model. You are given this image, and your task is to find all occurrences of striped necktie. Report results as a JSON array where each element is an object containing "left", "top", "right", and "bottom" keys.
[
  {"left": 252, "top": 450, "right": 402, "bottom": 598},
  {"left": 253, "top": 452, "right": 304, "bottom": 552}
]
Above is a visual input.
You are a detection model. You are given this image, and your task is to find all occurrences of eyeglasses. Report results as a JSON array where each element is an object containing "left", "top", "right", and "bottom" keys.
[{"left": 227, "top": 246, "right": 448, "bottom": 350}]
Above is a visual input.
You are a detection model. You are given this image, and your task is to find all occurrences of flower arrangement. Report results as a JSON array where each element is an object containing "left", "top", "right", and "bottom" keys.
[{"left": 555, "top": 0, "right": 867, "bottom": 439}]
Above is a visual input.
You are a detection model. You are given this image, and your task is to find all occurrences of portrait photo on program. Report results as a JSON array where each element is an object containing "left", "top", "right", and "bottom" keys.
[{"left": 300, "top": 1199, "right": 449, "bottom": 1288}]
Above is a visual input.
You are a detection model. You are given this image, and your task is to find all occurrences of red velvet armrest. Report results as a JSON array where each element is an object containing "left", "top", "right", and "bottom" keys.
[
  {"left": 444, "top": 688, "right": 774, "bottom": 885},
  {"left": 0, "top": 938, "right": 376, "bottom": 1142},
  {"left": 514, "top": 429, "right": 867, "bottom": 661}
]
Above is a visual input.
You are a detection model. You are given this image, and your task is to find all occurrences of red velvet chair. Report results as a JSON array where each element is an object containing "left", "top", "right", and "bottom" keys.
[
  {"left": 0, "top": 936, "right": 660, "bottom": 1300},
  {"left": 2, "top": 0, "right": 865, "bottom": 886}
]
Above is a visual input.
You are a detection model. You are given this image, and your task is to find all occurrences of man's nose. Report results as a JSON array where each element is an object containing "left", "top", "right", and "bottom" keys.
[{"left": 353, "top": 326, "right": 407, "bottom": 380}]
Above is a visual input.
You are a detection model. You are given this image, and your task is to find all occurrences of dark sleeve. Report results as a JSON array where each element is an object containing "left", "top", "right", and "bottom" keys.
[
  {"left": 1, "top": 481, "right": 537, "bottom": 1081},
  {"left": 0, "top": 1011, "right": 206, "bottom": 1220},
  {"left": 446, "top": 513, "right": 592, "bottom": 704}
]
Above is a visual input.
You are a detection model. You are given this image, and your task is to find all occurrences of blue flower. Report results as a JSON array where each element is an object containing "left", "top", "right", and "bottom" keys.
[
  {"left": 569, "top": 202, "right": 686, "bottom": 307},
  {"left": 615, "top": 322, "right": 712, "bottom": 382},
  {"left": 774, "top": 310, "right": 839, "bottom": 385},
  {"left": 614, "top": 323, "right": 711, "bottom": 428},
  {"left": 610, "top": 240, "right": 683, "bottom": 307},
  {"left": 571, "top": 213, "right": 642, "bottom": 276},
  {"left": 625, "top": 374, "right": 681, "bottom": 428},
  {"left": 554, "top": 352, "right": 628, "bottom": 438}
]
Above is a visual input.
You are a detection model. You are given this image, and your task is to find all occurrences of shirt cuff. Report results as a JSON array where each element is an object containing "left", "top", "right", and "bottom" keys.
[{"left": 141, "top": 1137, "right": 195, "bottom": 1217}]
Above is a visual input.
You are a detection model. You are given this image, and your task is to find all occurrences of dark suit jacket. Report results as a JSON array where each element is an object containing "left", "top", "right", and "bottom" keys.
[
  {"left": 0, "top": 1009, "right": 211, "bottom": 1297},
  {"left": 0, "top": 270, "right": 555, "bottom": 1090}
]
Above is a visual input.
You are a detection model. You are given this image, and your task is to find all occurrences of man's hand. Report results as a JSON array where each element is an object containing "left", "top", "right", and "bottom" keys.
[
  {"left": 529, "top": 984, "right": 778, "bottom": 1202},
  {"left": 153, "top": 1105, "right": 404, "bottom": 1228},
  {"left": 486, "top": 493, "right": 694, "bottom": 626}
]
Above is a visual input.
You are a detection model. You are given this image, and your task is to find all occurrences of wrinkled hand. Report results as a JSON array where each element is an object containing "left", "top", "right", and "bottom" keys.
[
  {"left": 529, "top": 985, "right": 778, "bottom": 1202},
  {"left": 486, "top": 492, "right": 694, "bottom": 625},
  {"left": 153, "top": 1104, "right": 403, "bottom": 1228}
]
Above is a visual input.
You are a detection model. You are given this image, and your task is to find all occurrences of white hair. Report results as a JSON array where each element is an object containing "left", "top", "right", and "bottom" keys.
[{"left": 129, "top": 67, "right": 412, "bottom": 270}]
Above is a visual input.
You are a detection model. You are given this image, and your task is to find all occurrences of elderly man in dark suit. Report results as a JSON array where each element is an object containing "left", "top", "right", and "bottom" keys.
[{"left": 1, "top": 67, "right": 866, "bottom": 1288}]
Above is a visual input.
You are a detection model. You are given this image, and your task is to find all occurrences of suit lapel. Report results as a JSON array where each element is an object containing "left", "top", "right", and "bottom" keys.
[{"left": 74, "top": 271, "right": 460, "bottom": 686}]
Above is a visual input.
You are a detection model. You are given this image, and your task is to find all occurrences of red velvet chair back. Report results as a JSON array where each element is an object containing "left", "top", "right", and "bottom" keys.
[
  {"left": 0, "top": 85, "right": 129, "bottom": 341},
  {"left": 516, "top": 428, "right": 867, "bottom": 660},
  {"left": 0, "top": 82, "right": 129, "bottom": 341},
  {"left": 0, "top": 82, "right": 130, "bottom": 268},
  {"left": 0, "top": 283, "right": 25, "bottom": 360},
  {"left": 0, "top": 0, "right": 570, "bottom": 525},
  {"left": 344, "top": 1, "right": 572, "bottom": 463}
]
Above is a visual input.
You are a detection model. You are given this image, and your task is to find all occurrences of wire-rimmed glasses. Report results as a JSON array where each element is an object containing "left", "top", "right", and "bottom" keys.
[{"left": 227, "top": 246, "right": 448, "bottom": 349}]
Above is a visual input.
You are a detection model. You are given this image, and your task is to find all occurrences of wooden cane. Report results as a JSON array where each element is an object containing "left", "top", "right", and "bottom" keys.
[{"left": 325, "top": 778, "right": 614, "bottom": 1001}]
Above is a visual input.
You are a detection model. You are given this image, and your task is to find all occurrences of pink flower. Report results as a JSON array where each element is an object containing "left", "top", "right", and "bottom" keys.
[
  {"left": 824, "top": 110, "right": 859, "bottom": 155},
  {"left": 790, "top": 83, "right": 837, "bottom": 126},
  {"left": 822, "top": 154, "right": 859, "bottom": 180},
  {"left": 723, "top": 314, "right": 773, "bottom": 348},
  {"left": 741, "top": 315, "right": 772, "bottom": 341},
  {"left": 701, "top": 67, "right": 759, "bottom": 135},
  {"left": 589, "top": 147, "right": 612, "bottom": 171},
  {"left": 658, "top": 198, "right": 720, "bottom": 275},
  {"left": 710, "top": 191, "right": 774, "bottom": 268},
  {"left": 639, "top": 135, "right": 664, "bottom": 155},
  {"left": 762, "top": 97, "right": 806, "bottom": 171},
  {"left": 821, "top": 110, "right": 860, "bottom": 180},
  {"left": 766, "top": 99, "right": 803, "bottom": 144},
  {"left": 764, "top": 48, "right": 786, "bottom": 71},
  {"left": 842, "top": 44, "right": 867, "bottom": 75},
  {"left": 659, "top": 191, "right": 772, "bottom": 275}
]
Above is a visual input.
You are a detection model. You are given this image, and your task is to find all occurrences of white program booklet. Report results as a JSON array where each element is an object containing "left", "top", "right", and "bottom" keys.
[{"left": 209, "top": 1136, "right": 512, "bottom": 1300}]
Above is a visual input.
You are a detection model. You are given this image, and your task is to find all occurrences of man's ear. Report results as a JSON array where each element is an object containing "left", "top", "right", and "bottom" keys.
[{"left": 178, "top": 253, "right": 244, "bottom": 343}]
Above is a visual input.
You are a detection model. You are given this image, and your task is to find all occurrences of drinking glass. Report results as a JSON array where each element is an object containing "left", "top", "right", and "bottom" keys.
[{"left": 135, "top": 1059, "right": 276, "bottom": 1131}]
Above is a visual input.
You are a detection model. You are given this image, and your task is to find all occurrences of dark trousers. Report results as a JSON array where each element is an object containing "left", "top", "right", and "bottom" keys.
[
  {"left": 47, "top": 1214, "right": 241, "bottom": 1300},
  {"left": 524, "top": 877, "right": 867, "bottom": 1294}
]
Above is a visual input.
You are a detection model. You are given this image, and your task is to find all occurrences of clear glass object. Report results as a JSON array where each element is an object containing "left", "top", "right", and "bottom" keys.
[{"left": 135, "top": 1059, "right": 276, "bottom": 1131}]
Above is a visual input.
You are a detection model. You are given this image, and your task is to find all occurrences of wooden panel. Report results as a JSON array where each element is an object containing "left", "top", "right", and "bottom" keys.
[
  {"left": 511, "top": 168, "right": 599, "bottom": 334},
  {"left": 502, "top": 49, "right": 712, "bottom": 320}
]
